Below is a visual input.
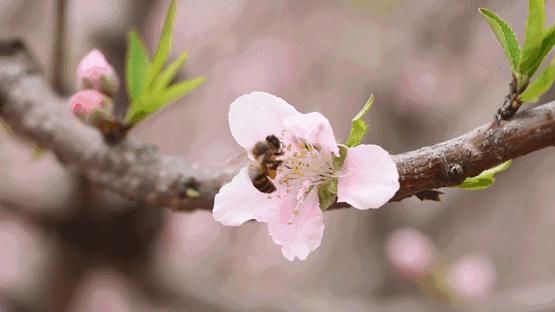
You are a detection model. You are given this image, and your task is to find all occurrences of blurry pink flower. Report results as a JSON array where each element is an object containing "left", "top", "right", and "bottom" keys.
[
  {"left": 0, "top": 219, "right": 33, "bottom": 290},
  {"left": 70, "top": 270, "right": 131, "bottom": 312},
  {"left": 70, "top": 89, "right": 110, "bottom": 122},
  {"left": 77, "top": 49, "right": 119, "bottom": 95},
  {"left": 385, "top": 227, "right": 436, "bottom": 279},
  {"left": 213, "top": 92, "right": 399, "bottom": 261},
  {"left": 446, "top": 254, "right": 496, "bottom": 300}
]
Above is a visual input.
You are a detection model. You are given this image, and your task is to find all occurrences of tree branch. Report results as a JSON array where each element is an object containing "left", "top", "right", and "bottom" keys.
[{"left": 0, "top": 40, "right": 554, "bottom": 212}]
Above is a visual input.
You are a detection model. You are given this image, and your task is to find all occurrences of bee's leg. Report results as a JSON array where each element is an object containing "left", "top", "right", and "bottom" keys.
[{"left": 268, "top": 160, "right": 283, "bottom": 170}]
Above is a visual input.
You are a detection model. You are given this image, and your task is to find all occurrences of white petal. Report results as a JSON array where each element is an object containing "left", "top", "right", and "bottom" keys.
[
  {"left": 337, "top": 144, "right": 399, "bottom": 210},
  {"left": 282, "top": 112, "right": 339, "bottom": 155},
  {"left": 213, "top": 167, "right": 275, "bottom": 226},
  {"left": 229, "top": 92, "right": 300, "bottom": 150},
  {"left": 267, "top": 191, "right": 324, "bottom": 261}
]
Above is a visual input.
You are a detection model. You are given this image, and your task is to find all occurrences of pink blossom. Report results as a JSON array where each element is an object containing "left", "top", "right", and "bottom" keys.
[
  {"left": 213, "top": 92, "right": 399, "bottom": 261},
  {"left": 69, "top": 270, "right": 131, "bottom": 312},
  {"left": 70, "top": 89, "right": 111, "bottom": 123},
  {"left": 385, "top": 227, "right": 436, "bottom": 279},
  {"left": 446, "top": 254, "right": 497, "bottom": 300},
  {"left": 76, "top": 49, "right": 119, "bottom": 95}
]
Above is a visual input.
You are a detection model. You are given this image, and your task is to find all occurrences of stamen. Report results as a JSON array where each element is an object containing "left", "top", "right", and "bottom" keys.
[{"left": 275, "top": 134, "right": 341, "bottom": 219}]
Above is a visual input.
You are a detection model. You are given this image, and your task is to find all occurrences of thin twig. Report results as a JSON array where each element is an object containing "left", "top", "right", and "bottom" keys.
[{"left": 52, "top": 0, "right": 68, "bottom": 94}]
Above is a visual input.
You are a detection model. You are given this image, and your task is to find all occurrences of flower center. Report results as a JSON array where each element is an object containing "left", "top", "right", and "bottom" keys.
[{"left": 275, "top": 138, "right": 336, "bottom": 198}]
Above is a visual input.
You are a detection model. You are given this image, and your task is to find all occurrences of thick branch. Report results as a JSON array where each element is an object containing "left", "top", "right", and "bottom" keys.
[{"left": 0, "top": 41, "right": 554, "bottom": 212}]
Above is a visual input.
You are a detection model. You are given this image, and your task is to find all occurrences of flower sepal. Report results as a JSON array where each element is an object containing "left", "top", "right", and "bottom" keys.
[
  {"left": 317, "top": 179, "right": 337, "bottom": 211},
  {"left": 69, "top": 89, "right": 131, "bottom": 143},
  {"left": 318, "top": 145, "right": 348, "bottom": 211}
]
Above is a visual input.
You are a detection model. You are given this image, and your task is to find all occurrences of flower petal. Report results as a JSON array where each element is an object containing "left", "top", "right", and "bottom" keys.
[
  {"left": 229, "top": 91, "right": 300, "bottom": 150},
  {"left": 282, "top": 112, "right": 339, "bottom": 155},
  {"left": 267, "top": 191, "right": 324, "bottom": 261},
  {"left": 213, "top": 167, "right": 275, "bottom": 226},
  {"left": 337, "top": 144, "right": 399, "bottom": 209}
]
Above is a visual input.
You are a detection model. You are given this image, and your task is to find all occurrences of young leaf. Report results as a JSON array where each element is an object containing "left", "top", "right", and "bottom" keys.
[
  {"left": 458, "top": 160, "right": 512, "bottom": 191},
  {"left": 520, "top": 56, "right": 555, "bottom": 103},
  {"left": 127, "top": 77, "right": 205, "bottom": 124},
  {"left": 479, "top": 8, "right": 521, "bottom": 73},
  {"left": 143, "top": 0, "right": 177, "bottom": 90},
  {"left": 523, "top": 24, "right": 555, "bottom": 78},
  {"left": 126, "top": 31, "right": 150, "bottom": 101},
  {"left": 519, "top": 0, "right": 545, "bottom": 74},
  {"left": 345, "top": 95, "right": 374, "bottom": 147},
  {"left": 150, "top": 52, "right": 188, "bottom": 92},
  {"left": 148, "top": 77, "right": 205, "bottom": 110}
]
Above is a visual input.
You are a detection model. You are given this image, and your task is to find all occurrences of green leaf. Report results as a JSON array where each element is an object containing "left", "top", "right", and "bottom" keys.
[
  {"left": 150, "top": 52, "right": 188, "bottom": 92},
  {"left": 523, "top": 24, "right": 555, "bottom": 77},
  {"left": 127, "top": 110, "right": 149, "bottom": 124},
  {"left": 345, "top": 95, "right": 374, "bottom": 147},
  {"left": 318, "top": 179, "right": 338, "bottom": 211},
  {"left": 126, "top": 31, "right": 150, "bottom": 101},
  {"left": 479, "top": 8, "right": 521, "bottom": 73},
  {"left": 458, "top": 160, "right": 512, "bottom": 191},
  {"left": 127, "top": 77, "right": 205, "bottom": 124},
  {"left": 519, "top": 0, "right": 545, "bottom": 74},
  {"left": 520, "top": 56, "right": 555, "bottom": 102},
  {"left": 143, "top": 0, "right": 177, "bottom": 90},
  {"left": 332, "top": 145, "right": 348, "bottom": 171},
  {"left": 148, "top": 77, "right": 205, "bottom": 110}
]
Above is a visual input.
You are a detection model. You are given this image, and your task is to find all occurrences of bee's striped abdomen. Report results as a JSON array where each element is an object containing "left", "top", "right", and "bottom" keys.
[{"left": 249, "top": 164, "right": 277, "bottom": 193}]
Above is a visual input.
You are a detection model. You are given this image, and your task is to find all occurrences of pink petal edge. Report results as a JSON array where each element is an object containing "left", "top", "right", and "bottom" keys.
[
  {"left": 213, "top": 167, "right": 275, "bottom": 226},
  {"left": 228, "top": 91, "right": 300, "bottom": 151},
  {"left": 267, "top": 191, "right": 324, "bottom": 261},
  {"left": 282, "top": 112, "right": 339, "bottom": 156},
  {"left": 337, "top": 144, "right": 399, "bottom": 210}
]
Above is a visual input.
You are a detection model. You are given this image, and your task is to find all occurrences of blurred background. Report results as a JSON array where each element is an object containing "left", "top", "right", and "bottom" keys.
[{"left": 0, "top": 0, "right": 555, "bottom": 311}]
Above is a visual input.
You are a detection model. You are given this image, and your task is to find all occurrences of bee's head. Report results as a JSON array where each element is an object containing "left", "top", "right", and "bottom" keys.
[
  {"left": 265, "top": 135, "right": 281, "bottom": 150},
  {"left": 252, "top": 141, "right": 270, "bottom": 157}
]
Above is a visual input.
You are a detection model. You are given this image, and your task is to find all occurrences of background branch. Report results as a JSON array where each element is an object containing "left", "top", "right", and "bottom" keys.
[
  {"left": 0, "top": 40, "right": 554, "bottom": 212},
  {"left": 52, "top": 0, "right": 68, "bottom": 95}
]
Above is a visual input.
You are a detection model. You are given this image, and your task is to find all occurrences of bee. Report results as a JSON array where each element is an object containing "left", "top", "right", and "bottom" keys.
[{"left": 249, "top": 135, "right": 283, "bottom": 193}]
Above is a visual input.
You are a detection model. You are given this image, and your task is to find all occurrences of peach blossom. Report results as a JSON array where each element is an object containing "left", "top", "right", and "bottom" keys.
[
  {"left": 446, "top": 254, "right": 497, "bottom": 300},
  {"left": 385, "top": 227, "right": 436, "bottom": 279},
  {"left": 213, "top": 92, "right": 399, "bottom": 260}
]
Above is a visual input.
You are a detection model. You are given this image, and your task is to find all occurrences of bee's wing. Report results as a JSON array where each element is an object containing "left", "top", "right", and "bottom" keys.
[{"left": 222, "top": 150, "right": 250, "bottom": 167}]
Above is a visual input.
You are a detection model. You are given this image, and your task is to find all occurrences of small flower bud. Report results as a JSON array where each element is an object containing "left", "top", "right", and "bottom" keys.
[
  {"left": 70, "top": 89, "right": 112, "bottom": 124},
  {"left": 77, "top": 49, "right": 119, "bottom": 96},
  {"left": 446, "top": 254, "right": 496, "bottom": 300},
  {"left": 385, "top": 227, "right": 436, "bottom": 279}
]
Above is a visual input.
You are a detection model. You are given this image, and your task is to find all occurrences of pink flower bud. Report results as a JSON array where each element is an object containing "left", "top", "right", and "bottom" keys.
[
  {"left": 76, "top": 49, "right": 119, "bottom": 96},
  {"left": 70, "top": 89, "right": 111, "bottom": 122},
  {"left": 446, "top": 254, "right": 496, "bottom": 300},
  {"left": 385, "top": 227, "right": 436, "bottom": 279}
]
